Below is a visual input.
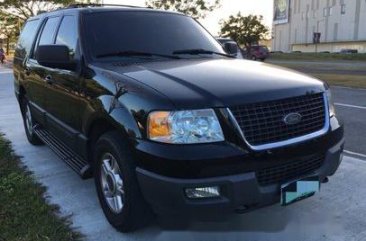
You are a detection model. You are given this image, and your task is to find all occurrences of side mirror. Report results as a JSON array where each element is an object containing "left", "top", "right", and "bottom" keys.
[
  {"left": 223, "top": 42, "right": 239, "bottom": 55},
  {"left": 36, "top": 45, "right": 77, "bottom": 71}
]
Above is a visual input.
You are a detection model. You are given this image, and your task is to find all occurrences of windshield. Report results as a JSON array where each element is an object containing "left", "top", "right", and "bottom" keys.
[{"left": 83, "top": 11, "right": 225, "bottom": 59}]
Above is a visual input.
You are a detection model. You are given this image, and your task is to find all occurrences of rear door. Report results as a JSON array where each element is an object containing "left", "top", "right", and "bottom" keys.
[{"left": 14, "top": 18, "right": 41, "bottom": 86}]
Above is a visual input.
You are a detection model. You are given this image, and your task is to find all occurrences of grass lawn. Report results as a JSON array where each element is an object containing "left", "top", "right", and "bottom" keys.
[
  {"left": 0, "top": 134, "right": 82, "bottom": 241},
  {"left": 267, "top": 59, "right": 366, "bottom": 89},
  {"left": 270, "top": 52, "right": 366, "bottom": 61},
  {"left": 313, "top": 74, "right": 366, "bottom": 89}
]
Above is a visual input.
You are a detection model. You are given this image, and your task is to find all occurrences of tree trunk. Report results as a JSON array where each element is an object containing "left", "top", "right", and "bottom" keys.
[
  {"left": 6, "top": 37, "right": 10, "bottom": 55},
  {"left": 245, "top": 43, "right": 251, "bottom": 59}
]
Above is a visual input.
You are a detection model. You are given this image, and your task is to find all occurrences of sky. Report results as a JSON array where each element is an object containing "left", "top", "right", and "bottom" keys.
[{"left": 104, "top": 0, "right": 274, "bottom": 35}]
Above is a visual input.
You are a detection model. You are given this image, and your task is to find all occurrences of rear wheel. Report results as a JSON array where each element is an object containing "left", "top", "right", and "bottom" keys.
[
  {"left": 251, "top": 55, "right": 257, "bottom": 61},
  {"left": 94, "top": 131, "right": 152, "bottom": 232},
  {"left": 21, "top": 98, "right": 43, "bottom": 145}
]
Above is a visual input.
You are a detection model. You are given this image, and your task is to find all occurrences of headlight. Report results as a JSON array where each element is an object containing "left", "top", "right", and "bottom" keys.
[
  {"left": 147, "top": 109, "right": 224, "bottom": 144},
  {"left": 326, "top": 89, "right": 336, "bottom": 117}
]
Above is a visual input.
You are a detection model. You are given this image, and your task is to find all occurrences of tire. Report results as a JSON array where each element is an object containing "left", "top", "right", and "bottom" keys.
[
  {"left": 94, "top": 131, "right": 153, "bottom": 232},
  {"left": 20, "top": 98, "right": 43, "bottom": 145},
  {"left": 251, "top": 55, "right": 257, "bottom": 61}
]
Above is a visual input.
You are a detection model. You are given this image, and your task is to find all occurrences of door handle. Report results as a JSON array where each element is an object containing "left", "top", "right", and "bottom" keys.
[
  {"left": 44, "top": 75, "right": 53, "bottom": 85},
  {"left": 25, "top": 67, "right": 31, "bottom": 76}
]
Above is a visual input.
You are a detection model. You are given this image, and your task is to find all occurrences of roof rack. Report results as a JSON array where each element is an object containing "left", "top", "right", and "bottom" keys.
[{"left": 67, "top": 3, "right": 151, "bottom": 9}]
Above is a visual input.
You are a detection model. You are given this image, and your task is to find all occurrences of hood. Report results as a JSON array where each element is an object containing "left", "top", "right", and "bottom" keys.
[{"left": 96, "top": 58, "right": 325, "bottom": 109}]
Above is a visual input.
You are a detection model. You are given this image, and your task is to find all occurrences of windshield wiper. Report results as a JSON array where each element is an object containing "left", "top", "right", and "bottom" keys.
[
  {"left": 96, "top": 50, "right": 181, "bottom": 59},
  {"left": 172, "top": 49, "right": 235, "bottom": 58}
]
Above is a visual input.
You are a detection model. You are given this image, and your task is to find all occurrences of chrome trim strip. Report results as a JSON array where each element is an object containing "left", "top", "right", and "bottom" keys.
[{"left": 227, "top": 93, "right": 330, "bottom": 151}]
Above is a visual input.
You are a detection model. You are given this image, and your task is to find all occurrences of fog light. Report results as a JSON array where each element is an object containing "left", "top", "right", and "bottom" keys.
[{"left": 185, "top": 186, "right": 220, "bottom": 199}]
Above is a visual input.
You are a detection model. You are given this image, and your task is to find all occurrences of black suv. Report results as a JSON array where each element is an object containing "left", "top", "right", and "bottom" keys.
[{"left": 14, "top": 5, "right": 344, "bottom": 232}]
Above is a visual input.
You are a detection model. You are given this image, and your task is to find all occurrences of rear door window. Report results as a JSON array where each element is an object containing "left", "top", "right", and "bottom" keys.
[{"left": 15, "top": 19, "right": 41, "bottom": 59}]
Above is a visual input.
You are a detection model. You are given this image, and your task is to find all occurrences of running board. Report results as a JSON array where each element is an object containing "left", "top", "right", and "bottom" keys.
[{"left": 33, "top": 125, "right": 92, "bottom": 179}]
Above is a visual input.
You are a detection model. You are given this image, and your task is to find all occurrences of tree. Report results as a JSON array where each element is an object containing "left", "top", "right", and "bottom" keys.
[
  {"left": 0, "top": 0, "right": 100, "bottom": 53},
  {"left": 146, "top": 0, "right": 221, "bottom": 19},
  {"left": 0, "top": 12, "right": 20, "bottom": 54},
  {"left": 0, "top": 0, "right": 100, "bottom": 20},
  {"left": 220, "top": 13, "right": 269, "bottom": 50}
]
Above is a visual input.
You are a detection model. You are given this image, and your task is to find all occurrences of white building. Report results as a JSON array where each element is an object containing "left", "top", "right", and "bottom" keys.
[{"left": 272, "top": 0, "right": 366, "bottom": 53}]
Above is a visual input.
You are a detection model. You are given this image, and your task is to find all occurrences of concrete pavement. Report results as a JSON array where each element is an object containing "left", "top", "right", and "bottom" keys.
[
  {"left": 1, "top": 66, "right": 366, "bottom": 241},
  {"left": 332, "top": 86, "right": 366, "bottom": 157}
]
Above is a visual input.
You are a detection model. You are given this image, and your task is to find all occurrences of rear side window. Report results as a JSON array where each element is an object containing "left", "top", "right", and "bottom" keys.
[
  {"left": 56, "top": 16, "right": 78, "bottom": 60},
  {"left": 39, "top": 17, "right": 60, "bottom": 45},
  {"left": 15, "top": 19, "right": 40, "bottom": 59}
]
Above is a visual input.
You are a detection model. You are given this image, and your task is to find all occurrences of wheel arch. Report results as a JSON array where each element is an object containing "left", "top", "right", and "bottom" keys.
[
  {"left": 85, "top": 108, "right": 142, "bottom": 165},
  {"left": 86, "top": 117, "right": 118, "bottom": 163}
]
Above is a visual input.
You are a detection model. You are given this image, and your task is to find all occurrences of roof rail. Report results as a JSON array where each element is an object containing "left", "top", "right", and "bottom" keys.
[{"left": 66, "top": 3, "right": 151, "bottom": 9}]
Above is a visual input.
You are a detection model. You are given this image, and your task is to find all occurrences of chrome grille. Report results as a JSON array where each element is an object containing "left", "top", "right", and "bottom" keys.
[
  {"left": 256, "top": 155, "right": 324, "bottom": 186},
  {"left": 230, "top": 93, "right": 326, "bottom": 147}
]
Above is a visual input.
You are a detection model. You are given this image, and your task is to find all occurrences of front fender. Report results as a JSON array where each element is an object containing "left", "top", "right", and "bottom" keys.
[{"left": 83, "top": 95, "right": 142, "bottom": 140}]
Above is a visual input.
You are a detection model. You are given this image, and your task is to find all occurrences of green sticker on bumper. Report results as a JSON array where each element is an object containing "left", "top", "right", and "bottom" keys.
[{"left": 281, "top": 177, "right": 320, "bottom": 206}]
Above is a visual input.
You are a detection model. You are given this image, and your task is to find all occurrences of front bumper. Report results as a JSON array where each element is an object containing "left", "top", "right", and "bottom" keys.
[{"left": 137, "top": 136, "right": 344, "bottom": 216}]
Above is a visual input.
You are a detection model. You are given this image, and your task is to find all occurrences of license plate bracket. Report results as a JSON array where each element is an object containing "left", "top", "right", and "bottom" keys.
[{"left": 281, "top": 176, "right": 320, "bottom": 206}]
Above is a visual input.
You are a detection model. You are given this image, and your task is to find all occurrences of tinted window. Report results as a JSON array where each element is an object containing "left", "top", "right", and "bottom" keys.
[
  {"left": 39, "top": 17, "right": 60, "bottom": 45},
  {"left": 83, "top": 12, "right": 224, "bottom": 58},
  {"left": 56, "top": 16, "right": 78, "bottom": 59},
  {"left": 15, "top": 20, "right": 40, "bottom": 58}
]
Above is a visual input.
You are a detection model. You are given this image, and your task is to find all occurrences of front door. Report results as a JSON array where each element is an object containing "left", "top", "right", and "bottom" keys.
[{"left": 41, "top": 15, "right": 85, "bottom": 152}]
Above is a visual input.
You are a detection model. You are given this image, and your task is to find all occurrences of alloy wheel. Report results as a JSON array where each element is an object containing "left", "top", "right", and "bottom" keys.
[
  {"left": 100, "top": 153, "right": 125, "bottom": 214},
  {"left": 25, "top": 105, "right": 34, "bottom": 135}
]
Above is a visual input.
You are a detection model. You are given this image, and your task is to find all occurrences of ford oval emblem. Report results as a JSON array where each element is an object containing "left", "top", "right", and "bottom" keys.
[{"left": 283, "top": 113, "right": 302, "bottom": 125}]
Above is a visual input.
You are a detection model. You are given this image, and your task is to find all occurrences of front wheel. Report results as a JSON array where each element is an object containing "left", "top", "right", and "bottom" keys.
[{"left": 94, "top": 131, "right": 152, "bottom": 232}]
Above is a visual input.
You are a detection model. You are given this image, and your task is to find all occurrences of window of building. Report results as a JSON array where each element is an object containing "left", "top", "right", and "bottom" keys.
[
  {"left": 294, "top": 29, "right": 298, "bottom": 43},
  {"left": 329, "top": 7, "right": 333, "bottom": 16},
  {"left": 334, "top": 23, "right": 339, "bottom": 41},
  {"left": 341, "top": 4, "right": 346, "bottom": 14}
]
